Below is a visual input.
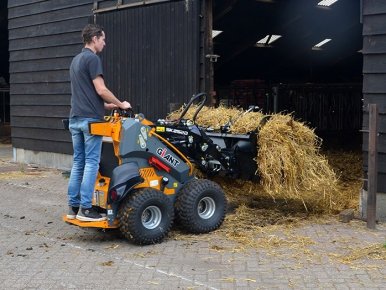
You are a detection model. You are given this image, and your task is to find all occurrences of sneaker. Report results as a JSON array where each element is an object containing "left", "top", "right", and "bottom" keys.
[
  {"left": 92, "top": 206, "right": 107, "bottom": 218},
  {"left": 76, "top": 207, "right": 107, "bottom": 222},
  {"left": 66, "top": 206, "right": 79, "bottom": 219}
]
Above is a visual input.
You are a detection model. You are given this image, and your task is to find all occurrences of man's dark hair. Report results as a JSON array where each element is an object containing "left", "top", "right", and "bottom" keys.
[{"left": 82, "top": 24, "right": 104, "bottom": 44}]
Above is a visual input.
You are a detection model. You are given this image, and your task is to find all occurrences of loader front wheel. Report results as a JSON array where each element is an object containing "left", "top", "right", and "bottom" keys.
[
  {"left": 118, "top": 188, "right": 174, "bottom": 245},
  {"left": 176, "top": 179, "right": 227, "bottom": 234}
]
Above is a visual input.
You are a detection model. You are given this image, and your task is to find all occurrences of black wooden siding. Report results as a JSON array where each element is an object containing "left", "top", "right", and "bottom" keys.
[
  {"left": 9, "top": 0, "right": 204, "bottom": 155},
  {"left": 362, "top": 0, "right": 386, "bottom": 191},
  {"left": 95, "top": 0, "right": 203, "bottom": 120},
  {"left": 8, "top": 0, "right": 95, "bottom": 154}
]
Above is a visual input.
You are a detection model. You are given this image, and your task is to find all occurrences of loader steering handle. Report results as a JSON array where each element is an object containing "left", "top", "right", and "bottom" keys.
[
  {"left": 111, "top": 108, "right": 134, "bottom": 118},
  {"left": 178, "top": 92, "right": 207, "bottom": 123},
  {"left": 121, "top": 108, "right": 135, "bottom": 118}
]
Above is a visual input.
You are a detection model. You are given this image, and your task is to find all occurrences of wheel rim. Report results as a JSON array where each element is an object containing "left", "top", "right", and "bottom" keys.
[
  {"left": 197, "top": 197, "right": 216, "bottom": 219},
  {"left": 141, "top": 206, "right": 162, "bottom": 229}
]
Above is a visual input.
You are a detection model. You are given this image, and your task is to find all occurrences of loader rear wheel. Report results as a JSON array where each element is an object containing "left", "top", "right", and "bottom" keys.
[
  {"left": 176, "top": 179, "right": 227, "bottom": 234},
  {"left": 118, "top": 188, "right": 174, "bottom": 245}
]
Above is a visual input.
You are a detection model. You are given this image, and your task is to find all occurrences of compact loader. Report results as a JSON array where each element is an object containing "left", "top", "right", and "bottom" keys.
[{"left": 63, "top": 93, "right": 259, "bottom": 245}]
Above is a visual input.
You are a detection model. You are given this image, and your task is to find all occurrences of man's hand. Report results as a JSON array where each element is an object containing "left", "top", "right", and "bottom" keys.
[{"left": 120, "top": 101, "right": 131, "bottom": 110}]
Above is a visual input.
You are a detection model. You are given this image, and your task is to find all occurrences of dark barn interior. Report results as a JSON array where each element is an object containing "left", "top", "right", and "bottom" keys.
[{"left": 212, "top": 0, "right": 363, "bottom": 149}]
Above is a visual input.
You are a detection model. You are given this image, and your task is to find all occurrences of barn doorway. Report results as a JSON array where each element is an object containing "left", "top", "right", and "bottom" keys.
[{"left": 212, "top": 0, "right": 362, "bottom": 150}]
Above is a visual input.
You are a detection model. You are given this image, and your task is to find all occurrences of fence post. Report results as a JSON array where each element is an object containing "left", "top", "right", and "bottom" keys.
[{"left": 367, "top": 104, "right": 378, "bottom": 229}]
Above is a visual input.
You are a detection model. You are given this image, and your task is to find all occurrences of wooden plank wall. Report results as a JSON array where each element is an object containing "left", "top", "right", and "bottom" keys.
[
  {"left": 95, "top": 0, "right": 203, "bottom": 120},
  {"left": 8, "top": 0, "right": 93, "bottom": 154},
  {"left": 362, "top": 0, "right": 386, "bottom": 191}
]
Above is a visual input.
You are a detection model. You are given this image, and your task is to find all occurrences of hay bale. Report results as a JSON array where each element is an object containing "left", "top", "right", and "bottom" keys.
[
  {"left": 229, "top": 111, "right": 265, "bottom": 134},
  {"left": 168, "top": 104, "right": 265, "bottom": 133},
  {"left": 167, "top": 105, "right": 340, "bottom": 212},
  {"left": 257, "top": 113, "right": 339, "bottom": 211},
  {"left": 168, "top": 105, "right": 239, "bottom": 130}
]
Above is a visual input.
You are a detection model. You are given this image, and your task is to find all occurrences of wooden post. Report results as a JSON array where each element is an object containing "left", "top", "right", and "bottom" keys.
[{"left": 367, "top": 104, "right": 378, "bottom": 229}]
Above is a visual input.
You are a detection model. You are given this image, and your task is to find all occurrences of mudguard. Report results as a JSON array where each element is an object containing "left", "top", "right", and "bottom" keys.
[{"left": 108, "top": 162, "right": 143, "bottom": 204}]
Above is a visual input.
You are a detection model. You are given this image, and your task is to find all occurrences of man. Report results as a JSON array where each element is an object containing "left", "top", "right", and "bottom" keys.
[{"left": 67, "top": 24, "right": 131, "bottom": 222}]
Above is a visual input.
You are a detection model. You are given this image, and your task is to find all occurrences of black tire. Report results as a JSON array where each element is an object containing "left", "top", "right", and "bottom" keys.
[
  {"left": 175, "top": 179, "right": 227, "bottom": 234},
  {"left": 118, "top": 188, "right": 174, "bottom": 245}
]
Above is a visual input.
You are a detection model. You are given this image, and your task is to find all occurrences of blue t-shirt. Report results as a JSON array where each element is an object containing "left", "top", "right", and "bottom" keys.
[{"left": 69, "top": 48, "right": 104, "bottom": 119}]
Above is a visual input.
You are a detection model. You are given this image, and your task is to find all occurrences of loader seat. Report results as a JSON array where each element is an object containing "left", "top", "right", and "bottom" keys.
[{"left": 99, "top": 142, "right": 119, "bottom": 178}]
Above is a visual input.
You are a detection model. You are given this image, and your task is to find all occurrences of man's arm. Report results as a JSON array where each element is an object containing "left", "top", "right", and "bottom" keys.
[
  {"left": 93, "top": 75, "right": 131, "bottom": 109},
  {"left": 104, "top": 102, "right": 118, "bottom": 110}
]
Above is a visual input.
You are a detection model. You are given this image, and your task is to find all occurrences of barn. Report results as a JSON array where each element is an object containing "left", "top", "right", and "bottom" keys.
[{"left": 2, "top": 0, "right": 386, "bottom": 219}]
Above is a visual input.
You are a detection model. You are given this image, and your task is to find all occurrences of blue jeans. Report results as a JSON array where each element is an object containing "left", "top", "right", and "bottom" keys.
[{"left": 67, "top": 117, "right": 102, "bottom": 209}]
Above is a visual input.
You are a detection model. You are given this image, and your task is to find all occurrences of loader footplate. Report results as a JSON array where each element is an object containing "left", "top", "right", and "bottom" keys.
[{"left": 62, "top": 215, "right": 118, "bottom": 229}]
